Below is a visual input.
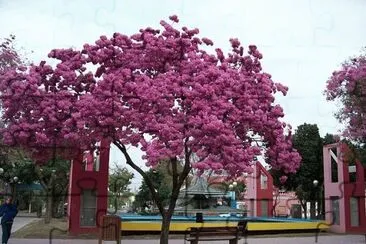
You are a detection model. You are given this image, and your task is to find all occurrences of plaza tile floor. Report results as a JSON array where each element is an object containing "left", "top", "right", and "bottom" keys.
[{"left": 2, "top": 234, "right": 364, "bottom": 244}]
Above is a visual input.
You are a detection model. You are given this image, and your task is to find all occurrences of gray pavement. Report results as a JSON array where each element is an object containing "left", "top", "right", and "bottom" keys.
[
  {"left": 2, "top": 235, "right": 366, "bottom": 244},
  {"left": 2, "top": 216, "right": 365, "bottom": 243},
  {"left": 11, "top": 216, "right": 39, "bottom": 233},
  {"left": 0, "top": 216, "right": 38, "bottom": 235}
]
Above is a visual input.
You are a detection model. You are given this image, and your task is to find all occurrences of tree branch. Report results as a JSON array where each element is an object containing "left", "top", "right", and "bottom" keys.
[
  {"left": 34, "top": 165, "right": 47, "bottom": 190},
  {"left": 170, "top": 157, "right": 178, "bottom": 192},
  {"left": 113, "top": 140, "right": 165, "bottom": 214},
  {"left": 178, "top": 139, "right": 192, "bottom": 187}
]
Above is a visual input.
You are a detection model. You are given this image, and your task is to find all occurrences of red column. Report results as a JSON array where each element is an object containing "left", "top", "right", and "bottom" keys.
[
  {"left": 67, "top": 140, "right": 110, "bottom": 235},
  {"left": 255, "top": 163, "right": 274, "bottom": 217}
]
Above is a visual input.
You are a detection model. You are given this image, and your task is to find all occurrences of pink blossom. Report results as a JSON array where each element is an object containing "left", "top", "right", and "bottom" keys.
[
  {"left": 202, "top": 38, "right": 213, "bottom": 46},
  {"left": 325, "top": 52, "right": 366, "bottom": 141},
  {"left": 169, "top": 15, "right": 179, "bottom": 23},
  {"left": 229, "top": 38, "right": 240, "bottom": 48},
  {"left": 0, "top": 15, "right": 301, "bottom": 175}
]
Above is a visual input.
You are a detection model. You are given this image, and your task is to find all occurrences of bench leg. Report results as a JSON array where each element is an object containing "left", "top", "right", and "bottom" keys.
[
  {"left": 189, "top": 241, "right": 198, "bottom": 244},
  {"left": 229, "top": 239, "right": 238, "bottom": 244}
]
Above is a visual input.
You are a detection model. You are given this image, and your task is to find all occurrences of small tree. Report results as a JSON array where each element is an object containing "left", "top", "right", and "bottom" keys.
[
  {"left": 134, "top": 162, "right": 175, "bottom": 212},
  {"left": 0, "top": 149, "right": 37, "bottom": 200},
  {"left": 270, "top": 123, "right": 323, "bottom": 219},
  {"left": 0, "top": 16, "right": 301, "bottom": 243},
  {"left": 108, "top": 164, "right": 134, "bottom": 210},
  {"left": 35, "top": 158, "right": 70, "bottom": 223}
]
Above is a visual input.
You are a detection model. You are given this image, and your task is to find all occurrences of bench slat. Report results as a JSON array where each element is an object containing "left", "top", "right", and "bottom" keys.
[{"left": 186, "top": 236, "right": 237, "bottom": 241}]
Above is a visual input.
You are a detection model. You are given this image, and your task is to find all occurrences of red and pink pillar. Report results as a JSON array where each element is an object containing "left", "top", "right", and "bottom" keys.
[
  {"left": 323, "top": 143, "right": 366, "bottom": 233},
  {"left": 67, "top": 140, "right": 110, "bottom": 235},
  {"left": 245, "top": 162, "right": 274, "bottom": 217}
]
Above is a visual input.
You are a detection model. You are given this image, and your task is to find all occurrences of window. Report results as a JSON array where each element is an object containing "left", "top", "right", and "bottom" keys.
[
  {"left": 260, "top": 173, "right": 268, "bottom": 189},
  {"left": 80, "top": 189, "right": 97, "bottom": 226},
  {"left": 82, "top": 151, "right": 93, "bottom": 171},
  {"left": 348, "top": 165, "right": 356, "bottom": 183},
  {"left": 82, "top": 149, "right": 100, "bottom": 172},
  {"left": 260, "top": 199, "right": 268, "bottom": 217},
  {"left": 330, "top": 196, "right": 340, "bottom": 225},
  {"left": 331, "top": 156, "right": 338, "bottom": 183},
  {"left": 350, "top": 197, "right": 359, "bottom": 227},
  {"left": 93, "top": 150, "right": 100, "bottom": 172},
  {"left": 250, "top": 199, "right": 254, "bottom": 217}
]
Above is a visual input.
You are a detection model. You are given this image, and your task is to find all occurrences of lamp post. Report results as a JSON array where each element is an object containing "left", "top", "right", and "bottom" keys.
[
  {"left": 313, "top": 179, "right": 324, "bottom": 219},
  {"left": 313, "top": 179, "right": 322, "bottom": 219},
  {"left": 229, "top": 181, "right": 237, "bottom": 209}
]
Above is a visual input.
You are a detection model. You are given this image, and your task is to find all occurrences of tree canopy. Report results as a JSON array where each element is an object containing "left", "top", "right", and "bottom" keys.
[
  {"left": 325, "top": 49, "right": 366, "bottom": 143},
  {"left": 0, "top": 16, "right": 300, "bottom": 175},
  {"left": 0, "top": 35, "right": 23, "bottom": 74},
  {"left": 0, "top": 15, "right": 301, "bottom": 243}
]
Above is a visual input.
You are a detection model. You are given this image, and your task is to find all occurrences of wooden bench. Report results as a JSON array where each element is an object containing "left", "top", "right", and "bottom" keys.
[{"left": 185, "top": 226, "right": 240, "bottom": 244}]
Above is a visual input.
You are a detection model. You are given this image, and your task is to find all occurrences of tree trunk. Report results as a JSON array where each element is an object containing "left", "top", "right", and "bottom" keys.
[
  {"left": 300, "top": 201, "right": 307, "bottom": 219},
  {"left": 45, "top": 192, "right": 53, "bottom": 224},
  {"left": 310, "top": 201, "right": 316, "bottom": 219},
  {"left": 11, "top": 184, "right": 16, "bottom": 201},
  {"left": 114, "top": 141, "right": 191, "bottom": 244},
  {"left": 160, "top": 210, "right": 174, "bottom": 244}
]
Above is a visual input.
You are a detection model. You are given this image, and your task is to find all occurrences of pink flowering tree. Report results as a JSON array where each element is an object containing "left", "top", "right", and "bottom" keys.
[
  {"left": 325, "top": 49, "right": 366, "bottom": 166},
  {"left": 0, "top": 16, "right": 301, "bottom": 243},
  {"left": 325, "top": 50, "right": 366, "bottom": 142},
  {"left": 0, "top": 35, "right": 23, "bottom": 74}
]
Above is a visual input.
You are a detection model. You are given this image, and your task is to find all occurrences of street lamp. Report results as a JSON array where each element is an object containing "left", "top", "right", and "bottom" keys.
[
  {"left": 313, "top": 179, "right": 323, "bottom": 219},
  {"left": 0, "top": 168, "right": 4, "bottom": 174},
  {"left": 228, "top": 182, "right": 237, "bottom": 209}
]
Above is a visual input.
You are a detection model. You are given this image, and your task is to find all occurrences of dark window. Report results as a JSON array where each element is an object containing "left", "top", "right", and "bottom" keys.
[
  {"left": 80, "top": 189, "right": 97, "bottom": 226},
  {"left": 330, "top": 196, "right": 340, "bottom": 225},
  {"left": 350, "top": 197, "right": 359, "bottom": 227},
  {"left": 349, "top": 164, "right": 356, "bottom": 183},
  {"left": 331, "top": 156, "right": 338, "bottom": 183}
]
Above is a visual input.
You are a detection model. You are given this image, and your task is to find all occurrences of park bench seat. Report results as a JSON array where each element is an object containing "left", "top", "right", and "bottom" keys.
[{"left": 185, "top": 226, "right": 240, "bottom": 244}]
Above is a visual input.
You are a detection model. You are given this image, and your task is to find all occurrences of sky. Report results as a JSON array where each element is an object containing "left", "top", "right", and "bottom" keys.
[{"left": 1, "top": 0, "right": 366, "bottom": 191}]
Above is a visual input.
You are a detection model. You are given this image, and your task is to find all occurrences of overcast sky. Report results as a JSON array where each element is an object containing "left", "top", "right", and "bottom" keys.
[{"left": 1, "top": 0, "right": 365, "bottom": 191}]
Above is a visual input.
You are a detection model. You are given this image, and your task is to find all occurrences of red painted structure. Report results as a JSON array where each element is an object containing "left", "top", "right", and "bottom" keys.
[
  {"left": 323, "top": 143, "right": 366, "bottom": 233},
  {"left": 67, "top": 140, "right": 110, "bottom": 235},
  {"left": 245, "top": 162, "right": 273, "bottom": 217}
]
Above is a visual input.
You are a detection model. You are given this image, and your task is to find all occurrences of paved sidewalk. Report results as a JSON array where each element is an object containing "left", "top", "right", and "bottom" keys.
[
  {"left": 0, "top": 216, "right": 38, "bottom": 234},
  {"left": 3, "top": 235, "right": 366, "bottom": 244},
  {"left": 12, "top": 216, "right": 38, "bottom": 232}
]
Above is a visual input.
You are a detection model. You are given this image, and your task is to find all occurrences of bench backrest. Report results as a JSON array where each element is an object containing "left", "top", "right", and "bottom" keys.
[{"left": 189, "top": 226, "right": 239, "bottom": 237}]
